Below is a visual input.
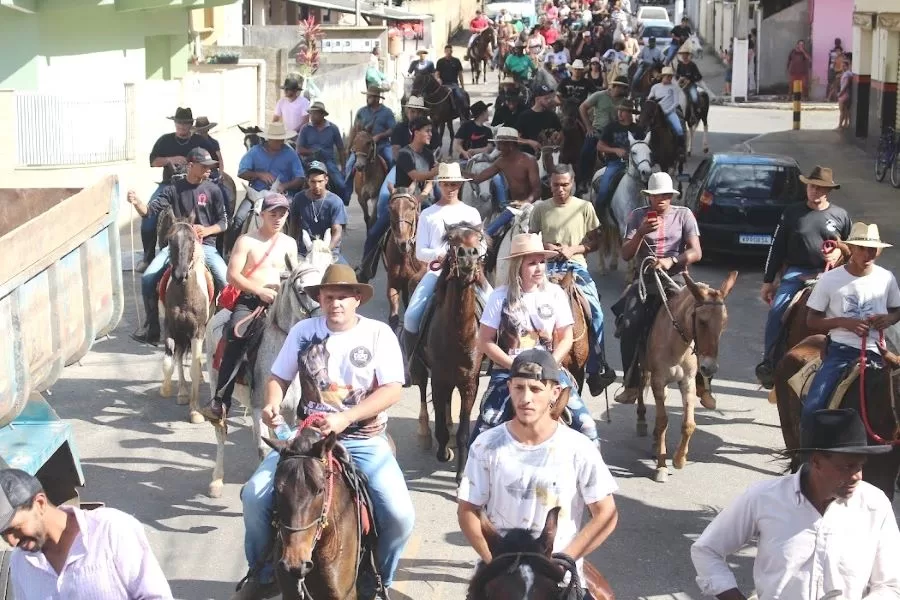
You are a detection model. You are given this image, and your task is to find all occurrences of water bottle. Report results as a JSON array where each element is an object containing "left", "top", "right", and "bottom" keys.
[{"left": 272, "top": 415, "right": 293, "bottom": 441}]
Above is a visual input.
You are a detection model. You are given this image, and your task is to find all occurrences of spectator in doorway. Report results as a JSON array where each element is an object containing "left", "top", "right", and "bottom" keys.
[
  {"left": 827, "top": 38, "right": 843, "bottom": 101},
  {"left": 786, "top": 40, "right": 811, "bottom": 100}
]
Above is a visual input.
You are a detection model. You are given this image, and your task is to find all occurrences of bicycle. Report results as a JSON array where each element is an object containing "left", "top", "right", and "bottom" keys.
[
  {"left": 874, "top": 126, "right": 896, "bottom": 182},
  {"left": 893, "top": 133, "right": 900, "bottom": 188}
]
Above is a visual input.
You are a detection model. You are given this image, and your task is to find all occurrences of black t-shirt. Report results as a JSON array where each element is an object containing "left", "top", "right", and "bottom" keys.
[
  {"left": 148, "top": 179, "right": 227, "bottom": 246},
  {"left": 436, "top": 57, "right": 464, "bottom": 86},
  {"left": 600, "top": 121, "right": 646, "bottom": 150},
  {"left": 454, "top": 120, "right": 493, "bottom": 153},
  {"left": 676, "top": 61, "right": 703, "bottom": 83},
  {"left": 515, "top": 109, "right": 562, "bottom": 155},
  {"left": 492, "top": 102, "right": 526, "bottom": 127},
  {"left": 395, "top": 145, "right": 436, "bottom": 189},
  {"left": 557, "top": 77, "right": 596, "bottom": 104},
  {"left": 763, "top": 203, "right": 852, "bottom": 283},
  {"left": 671, "top": 25, "right": 691, "bottom": 41},
  {"left": 391, "top": 122, "right": 412, "bottom": 147},
  {"left": 149, "top": 133, "right": 217, "bottom": 183},
  {"left": 576, "top": 42, "right": 599, "bottom": 62}
]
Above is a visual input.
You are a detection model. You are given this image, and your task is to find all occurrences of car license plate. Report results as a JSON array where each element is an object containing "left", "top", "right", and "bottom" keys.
[{"left": 739, "top": 234, "right": 772, "bottom": 245}]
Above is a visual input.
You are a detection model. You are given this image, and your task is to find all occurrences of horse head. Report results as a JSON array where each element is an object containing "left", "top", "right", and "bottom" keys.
[
  {"left": 351, "top": 129, "right": 375, "bottom": 172},
  {"left": 411, "top": 71, "right": 437, "bottom": 98},
  {"left": 239, "top": 124, "right": 264, "bottom": 151},
  {"left": 442, "top": 222, "right": 486, "bottom": 285},
  {"left": 167, "top": 213, "right": 201, "bottom": 283},
  {"left": 269, "top": 250, "right": 328, "bottom": 333},
  {"left": 627, "top": 131, "right": 654, "bottom": 182},
  {"left": 388, "top": 187, "right": 420, "bottom": 254},
  {"left": 682, "top": 270, "right": 739, "bottom": 379}
]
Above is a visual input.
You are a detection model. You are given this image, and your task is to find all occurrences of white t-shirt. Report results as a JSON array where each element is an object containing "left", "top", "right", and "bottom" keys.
[
  {"left": 458, "top": 423, "right": 618, "bottom": 583},
  {"left": 271, "top": 315, "right": 405, "bottom": 437},
  {"left": 649, "top": 82, "right": 681, "bottom": 114},
  {"left": 807, "top": 264, "right": 900, "bottom": 351},
  {"left": 275, "top": 95, "right": 311, "bottom": 134},
  {"left": 481, "top": 284, "right": 574, "bottom": 356},
  {"left": 415, "top": 201, "right": 484, "bottom": 262}
]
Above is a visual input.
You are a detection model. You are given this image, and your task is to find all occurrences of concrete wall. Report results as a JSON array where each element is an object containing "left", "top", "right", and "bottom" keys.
[
  {"left": 406, "top": 0, "right": 476, "bottom": 51},
  {"left": 218, "top": 45, "right": 291, "bottom": 118},
  {"left": 758, "top": 0, "right": 810, "bottom": 94},
  {"left": 809, "top": 0, "right": 852, "bottom": 100}
]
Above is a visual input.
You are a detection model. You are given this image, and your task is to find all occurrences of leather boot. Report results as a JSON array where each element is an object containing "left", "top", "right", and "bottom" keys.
[
  {"left": 356, "top": 247, "right": 380, "bottom": 284},
  {"left": 400, "top": 328, "right": 420, "bottom": 388},
  {"left": 132, "top": 296, "right": 161, "bottom": 345}
]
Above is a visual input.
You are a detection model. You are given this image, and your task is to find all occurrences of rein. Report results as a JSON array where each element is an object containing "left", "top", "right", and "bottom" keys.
[
  {"left": 414, "top": 76, "right": 452, "bottom": 106},
  {"left": 857, "top": 331, "right": 900, "bottom": 445}
]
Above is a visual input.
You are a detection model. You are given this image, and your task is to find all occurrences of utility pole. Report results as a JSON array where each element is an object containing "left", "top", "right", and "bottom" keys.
[
  {"left": 731, "top": 0, "right": 750, "bottom": 101},
  {"left": 355, "top": 0, "right": 362, "bottom": 26}
]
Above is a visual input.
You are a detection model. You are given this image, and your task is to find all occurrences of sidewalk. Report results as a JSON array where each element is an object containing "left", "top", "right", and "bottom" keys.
[{"left": 745, "top": 128, "right": 900, "bottom": 272}]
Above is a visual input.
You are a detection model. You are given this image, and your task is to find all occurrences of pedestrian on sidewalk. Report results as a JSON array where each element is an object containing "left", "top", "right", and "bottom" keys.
[
  {"left": 838, "top": 52, "right": 853, "bottom": 129},
  {"left": 786, "top": 40, "right": 811, "bottom": 100}
]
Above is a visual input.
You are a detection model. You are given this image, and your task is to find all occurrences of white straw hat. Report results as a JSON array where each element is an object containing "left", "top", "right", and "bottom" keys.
[
  {"left": 259, "top": 121, "right": 295, "bottom": 140},
  {"left": 640, "top": 172, "right": 681, "bottom": 196},
  {"left": 846, "top": 223, "right": 891, "bottom": 248},
  {"left": 434, "top": 162, "right": 471, "bottom": 182}
]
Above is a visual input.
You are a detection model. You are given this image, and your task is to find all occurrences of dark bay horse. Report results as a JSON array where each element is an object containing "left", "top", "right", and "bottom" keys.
[
  {"left": 637, "top": 98, "right": 680, "bottom": 175},
  {"left": 629, "top": 61, "right": 662, "bottom": 100},
  {"left": 773, "top": 335, "right": 900, "bottom": 500},
  {"left": 469, "top": 27, "right": 497, "bottom": 84},
  {"left": 350, "top": 130, "right": 389, "bottom": 231},
  {"left": 410, "top": 71, "right": 468, "bottom": 153},
  {"left": 558, "top": 100, "right": 586, "bottom": 169},
  {"left": 550, "top": 269, "right": 590, "bottom": 392},
  {"left": 384, "top": 188, "right": 426, "bottom": 331}
]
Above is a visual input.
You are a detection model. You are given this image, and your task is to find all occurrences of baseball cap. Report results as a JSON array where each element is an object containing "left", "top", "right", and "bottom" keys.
[
  {"left": 187, "top": 147, "right": 218, "bottom": 166},
  {"left": 306, "top": 160, "right": 328, "bottom": 175},
  {"left": 509, "top": 349, "right": 561, "bottom": 383},
  {"left": 261, "top": 192, "right": 291, "bottom": 212},
  {"left": 533, "top": 83, "right": 555, "bottom": 98},
  {"left": 0, "top": 469, "right": 42, "bottom": 532}
]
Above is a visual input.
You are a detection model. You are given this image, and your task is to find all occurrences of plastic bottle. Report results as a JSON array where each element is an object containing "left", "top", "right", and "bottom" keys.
[{"left": 272, "top": 416, "right": 293, "bottom": 441}]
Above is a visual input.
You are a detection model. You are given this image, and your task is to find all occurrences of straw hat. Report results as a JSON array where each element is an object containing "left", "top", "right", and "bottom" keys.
[
  {"left": 491, "top": 126, "right": 520, "bottom": 143},
  {"left": 308, "top": 101, "right": 329, "bottom": 116},
  {"left": 434, "top": 162, "right": 471, "bottom": 182},
  {"left": 305, "top": 264, "right": 374, "bottom": 305},
  {"left": 845, "top": 222, "right": 891, "bottom": 249},
  {"left": 259, "top": 121, "right": 295, "bottom": 140},
  {"left": 500, "top": 233, "right": 558, "bottom": 260},
  {"left": 660, "top": 66, "right": 675, "bottom": 76},
  {"left": 571, "top": 59, "right": 586, "bottom": 70},
  {"left": 362, "top": 86, "right": 386, "bottom": 99},
  {"left": 191, "top": 116, "right": 217, "bottom": 132},
  {"left": 799, "top": 165, "right": 840, "bottom": 189},
  {"left": 403, "top": 96, "right": 428, "bottom": 111},
  {"left": 640, "top": 172, "right": 680, "bottom": 196}
]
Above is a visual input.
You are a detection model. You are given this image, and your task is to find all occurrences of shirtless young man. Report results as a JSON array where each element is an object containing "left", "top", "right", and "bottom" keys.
[{"left": 201, "top": 193, "right": 299, "bottom": 420}]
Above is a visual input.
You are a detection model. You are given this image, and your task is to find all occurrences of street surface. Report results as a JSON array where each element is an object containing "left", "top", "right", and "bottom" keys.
[{"left": 47, "top": 47, "right": 897, "bottom": 600}]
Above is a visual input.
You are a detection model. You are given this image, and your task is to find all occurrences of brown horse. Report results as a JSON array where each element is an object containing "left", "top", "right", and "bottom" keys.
[
  {"left": 350, "top": 130, "right": 389, "bottom": 231},
  {"left": 629, "top": 62, "right": 662, "bottom": 100},
  {"left": 410, "top": 71, "right": 468, "bottom": 152},
  {"left": 383, "top": 188, "right": 426, "bottom": 330},
  {"left": 559, "top": 99, "right": 586, "bottom": 169},
  {"left": 637, "top": 98, "right": 680, "bottom": 175},
  {"left": 772, "top": 335, "right": 900, "bottom": 500},
  {"left": 411, "top": 223, "right": 487, "bottom": 482},
  {"left": 550, "top": 269, "right": 590, "bottom": 392},
  {"left": 468, "top": 27, "right": 497, "bottom": 84},
  {"left": 633, "top": 271, "right": 738, "bottom": 483}
]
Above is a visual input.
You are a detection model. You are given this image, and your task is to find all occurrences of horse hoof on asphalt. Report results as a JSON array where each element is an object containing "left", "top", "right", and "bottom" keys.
[
  {"left": 189, "top": 410, "right": 205, "bottom": 424},
  {"left": 176, "top": 392, "right": 190, "bottom": 406},
  {"left": 636, "top": 421, "right": 648, "bottom": 437},
  {"left": 699, "top": 392, "right": 716, "bottom": 410},
  {"left": 208, "top": 479, "right": 224, "bottom": 498},
  {"left": 437, "top": 446, "right": 454, "bottom": 463},
  {"left": 654, "top": 468, "right": 669, "bottom": 483},
  {"left": 160, "top": 383, "right": 173, "bottom": 397},
  {"left": 673, "top": 456, "right": 687, "bottom": 470}
]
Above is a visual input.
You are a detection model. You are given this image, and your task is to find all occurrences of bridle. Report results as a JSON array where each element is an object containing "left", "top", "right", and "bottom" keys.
[
  {"left": 388, "top": 193, "right": 419, "bottom": 251},
  {"left": 626, "top": 139, "right": 653, "bottom": 179},
  {"left": 413, "top": 75, "right": 452, "bottom": 106},
  {"left": 473, "top": 551, "right": 582, "bottom": 600},
  {"left": 353, "top": 135, "right": 375, "bottom": 172},
  {"left": 430, "top": 227, "right": 485, "bottom": 281}
]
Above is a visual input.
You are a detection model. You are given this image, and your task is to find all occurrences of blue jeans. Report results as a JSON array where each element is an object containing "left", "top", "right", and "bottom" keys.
[
  {"left": 801, "top": 341, "right": 882, "bottom": 430},
  {"left": 345, "top": 145, "right": 394, "bottom": 176},
  {"left": 471, "top": 369, "right": 598, "bottom": 444},
  {"left": 547, "top": 260, "right": 605, "bottom": 375},
  {"left": 404, "top": 269, "right": 493, "bottom": 333},
  {"left": 141, "top": 244, "right": 228, "bottom": 300},
  {"left": 665, "top": 111, "right": 685, "bottom": 138},
  {"left": 763, "top": 268, "right": 816, "bottom": 361},
  {"left": 664, "top": 44, "right": 678, "bottom": 64},
  {"left": 140, "top": 182, "right": 168, "bottom": 261},
  {"left": 241, "top": 434, "right": 415, "bottom": 586},
  {"left": 595, "top": 159, "right": 625, "bottom": 213},
  {"left": 578, "top": 132, "right": 601, "bottom": 185},
  {"left": 447, "top": 83, "right": 467, "bottom": 114},
  {"left": 686, "top": 83, "right": 699, "bottom": 106},
  {"left": 486, "top": 208, "right": 513, "bottom": 238},
  {"left": 320, "top": 159, "right": 348, "bottom": 205}
]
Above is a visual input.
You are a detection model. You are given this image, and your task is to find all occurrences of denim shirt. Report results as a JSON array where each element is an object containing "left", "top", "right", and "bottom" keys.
[
  {"left": 354, "top": 105, "right": 396, "bottom": 148},
  {"left": 238, "top": 145, "right": 305, "bottom": 191},
  {"left": 298, "top": 121, "right": 344, "bottom": 163}
]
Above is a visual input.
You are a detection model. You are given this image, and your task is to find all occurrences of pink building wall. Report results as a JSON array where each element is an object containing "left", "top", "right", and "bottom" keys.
[{"left": 809, "top": 0, "right": 852, "bottom": 100}]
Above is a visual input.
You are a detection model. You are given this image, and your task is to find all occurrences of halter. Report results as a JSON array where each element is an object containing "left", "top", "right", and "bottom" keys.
[
  {"left": 388, "top": 192, "right": 419, "bottom": 250},
  {"left": 475, "top": 551, "right": 582, "bottom": 600},
  {"left": 627, "top": 139, "right": 653, "bottom": 177}
]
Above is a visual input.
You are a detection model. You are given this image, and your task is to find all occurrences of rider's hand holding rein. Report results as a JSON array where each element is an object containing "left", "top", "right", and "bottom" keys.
[{"left": 126, "top": 189, "right": 149, "bottom": 218}]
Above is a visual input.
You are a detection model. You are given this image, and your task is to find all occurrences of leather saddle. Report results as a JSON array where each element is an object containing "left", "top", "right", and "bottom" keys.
[
  {"left": 212, "top": 304, "right": 269, "bottom": 388},
  {"left": 157, "top": 265, "right": 215, "bottom": 308}
]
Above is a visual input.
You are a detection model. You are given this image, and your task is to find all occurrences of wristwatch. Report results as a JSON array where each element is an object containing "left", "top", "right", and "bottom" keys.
[{"left": 671, "top": 255, "right": 679, "bottom": 265}]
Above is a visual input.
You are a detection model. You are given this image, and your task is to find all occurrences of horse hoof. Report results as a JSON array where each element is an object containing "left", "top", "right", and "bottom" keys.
[
  {"left": 189, "top": 410, "right": 205, "bottom": 424},
  {"left": 160, "top": 384, "right": 172, "bottom": 398},
  {"left": 699, "top": 392, "right": 716, "bottom": 410},
  {"left": 208, "top": 480, "right": 224, "bottom": 498},
  {"left": 176, "top": 393, "right": 190, "bottom": 406},
  {"left": 673, "top": 456, "right": 687, "bottom": 470},
  {"left": 437, "top": 447, "right": 454, "bottom": 463},
  {"left": 636, "top": 421, "right": 648, "bottom": 437},
  {"left": 654, "top": 468, "right": 669, "bottom": 483}
]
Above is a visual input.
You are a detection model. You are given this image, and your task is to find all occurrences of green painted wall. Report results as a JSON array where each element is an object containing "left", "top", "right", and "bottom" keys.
[{"left": 0, "top": 11, "right": 41, "bottom": 89}]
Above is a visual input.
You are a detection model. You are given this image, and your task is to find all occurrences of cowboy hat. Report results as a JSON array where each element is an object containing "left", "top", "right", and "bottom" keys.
[
  {"left": 616, "top": 98, "right": 639, "bottom": 113},
  {"left": 470, "top": 101, "right": 493, "bottom": 117},
  {"left": 501, "top": 233, "right": 558, "bottom": 260},
  {"left": 416, "top": 49, "right": 429, "bottom": 56},
  {"left": 403, "top": 96, "right": 428, "bottom": 111},
  {"left": 571, "top": 59, "right": 586, "bottom": 70},
  {"left": 434, "top": 162, "right": 472, "bottom": 182},
  {"left": 259, "top": 121, "right": 295, "bottom": 140},
  {"left": 168, "top": 107, "right": 194, "bottom": 122},
  {"left": 792, "top": 409, "right": 892, "bottom": 455},
  {"left": 641, "top": 172, "right": 681, "bottom": 196},
  {"left": 610, "top": 76, "right": 630, "bottom": 87},
  {"left": 845, "top": 222, "right": 892, "bottom": 248},
  {"left": 490, "top": 126, "right": 520, "bottom": 143},
  {"left": 660, "top": 66, "right": 676, "bottom": 76},
  {"left": 282, "top": 77, "right": 302, "bottom": 91},
  {"left": 305, "top": 264, "right": 374, "bottom": 305},
  {"left": 362, "top": 86, "right": 386, "bottom": 99},
  {"left": 191, "top": 116, "right": 217, "bottom": 132},
  {"left": 308, "top": 101, "right": 329, "bottom": 115},
  {"left": 799, "top": 165, "right": 840, "bottom": 189}
]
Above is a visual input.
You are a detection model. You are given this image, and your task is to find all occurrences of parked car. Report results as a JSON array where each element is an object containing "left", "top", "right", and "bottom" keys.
[
  {"left": 636, "top": 6, "right": 670, "bottom": 22},
  {"left": 640, "top": 19, "right": 674, "bottom": 52},
  {"left": 679, "top": 153, "right": 806, "bottom": 257}
]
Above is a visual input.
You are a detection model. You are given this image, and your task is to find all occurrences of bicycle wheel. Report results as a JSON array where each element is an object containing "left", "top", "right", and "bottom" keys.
[
  {"left": 892, "top": 150, "right": 900, "bottom": 188},
  {"left": 875, "top": 145, "right": 889, "bottom": 181}
]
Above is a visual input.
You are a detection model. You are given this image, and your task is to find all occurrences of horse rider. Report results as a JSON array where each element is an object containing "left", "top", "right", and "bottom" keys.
[
  {"left": 594, "top": 99, "right": 644, "bottom": 213},
  {"left": 632, "top": 36, "right": 664, "bottom": 94},
  {"left": 436, "top": 44, "right": 469, "bottom": 120},
  {"left": 200, "top": 193, "right": 298, "bottom": 421},
  {"left": 664, "top": 16, "right": 692, "bottom": 65},
  {"left": 532, "top": 165, "right": 617, "bottom": 396},
  {"left": 692, "top": 408, "right": 899, "bottom": 600},
  {"left": 138, "top": 106, "right": 218, "bottom": 271},
  {"left": 126, "top": 148, "right": 229, "bottom": 345},
  {"left": 458, "top": 348, "right": 619, "bottom": 598},
  {"left": 453, "top": 101, "right": 494, "bottom": 160},
  {"left": 467, "top": 127, "right": 541, "bottom": 240},
  {"left": 621, "top": 28, "right": 640, "bottom": 59},
  {"left": 346, "top": 87, "right": 396, "bottom": 176},
  {"left": 494, "top": 13, "right": 517, "bottom": 68},
  {"left": 647, "top": 66, "right": 686, "bottom": 158},
  {"left": 291, "top": 161, "right": 348, "bottom": 263},
  {"left": 366, "top": 48, "right": 391, "bottom": 91},
  {"left": 297, "top": 101, "right": 349, "bottom": 205},
  {"left": 492, "top": 88, "right": 527, "bottom": 127},
  {"left": 799, "top": 222, "right": 900, "bottom": 430},
  {"left": 549, "top": 40, "right": 571, "bottom": 69},
  {"left": 504, "top": 40, "right": 536, "bottom": 82},
  {"left": 755, "top": 166, "right": 851, "bottom": 389},
  {"left": 675, "top": 49, "right": 704, "bottom": 119},
  {"left": 472, "top": 233, "right": 601, "bottom": 445},
  {"left": 272, "top": 77, "right": 310, "bottom": 137},
  {"left": 469, "top": 9, "right": 492, "bottom": 50},
  {"left": 391, "top": 96, "right": 429, "bottom": 162},
  {"left": 557, "top": 59, "right": 596, "bottom": 105},
  {"left": 407, "top": 49, "right": 436, "bottom": 76},
  {"left": 400, "top": 162, "right": 491, "bottom": 370},
  {"left": 192, "top": 116, "right": 224, "bottom": 166},
  {"left": 515, "top": 84, "right": 561, "bottom": 170},
  {"left": 233, "top": 263, "right": 414, "bottom": 600},
  {"left": 356, "top": 116, "right": 438, "bottom": 284},
  {"left": 612, "top": 172, "right": 703, "bottom": 405},
  {"left": 577, "top": 75, "right": 628, "bottom": 193}
]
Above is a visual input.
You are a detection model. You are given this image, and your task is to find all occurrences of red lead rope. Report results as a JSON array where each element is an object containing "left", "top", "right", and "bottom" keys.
[
  {"left": 857, "top": 330, "right": 900, "bottom": 446},
  {"left": 299, "top": 413, "right": 338, "bottom": 539}
]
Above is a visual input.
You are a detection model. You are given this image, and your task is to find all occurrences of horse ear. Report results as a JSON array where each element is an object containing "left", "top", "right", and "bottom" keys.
[
  {"left": 480, "top": 513, "right": 503, "bottom": 554},
  {"left": 538, "top": 506, "right": 561, "bottom": 556},
  {"left": 682, "top": 270, "right": 705, "bottom": 301},
  {"left": 719, "top": 270, "right": 739, "bottom": 297},
  {"left": 263, "top": 436, "right": 291, "bottom": 453},
  {"left": 643, "top": 130, "right": 652, "bottom": 145},
  {"left": 323, "top": 228, "right": 332, "bottom": 246},
  {"left": 302, "top": 230, "right": 313, "bottom": 252}
]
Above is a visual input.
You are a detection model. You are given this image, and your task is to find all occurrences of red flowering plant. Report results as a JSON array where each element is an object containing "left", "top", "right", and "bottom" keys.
[{"left": 297, "top": 16, "right": 324, "bottom": 98}]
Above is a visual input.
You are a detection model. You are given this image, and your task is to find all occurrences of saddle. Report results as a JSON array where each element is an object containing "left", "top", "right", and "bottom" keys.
[
  {"left": 157, "top": 266, "right": 215, "bottom": 308},
  {"left": 592, "top": 165, "right": 628, "bottom": 216},
  {"left": 212, "top": 304, "right": 269, "bottom": 389},
  {"left": 789, "top": 346, "right": 900, "bottom": 410}
]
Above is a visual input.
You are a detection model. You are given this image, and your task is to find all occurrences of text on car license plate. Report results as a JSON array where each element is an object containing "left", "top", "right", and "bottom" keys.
[{"left": 738, "top": 234, "right": 772, "bottom": 245}]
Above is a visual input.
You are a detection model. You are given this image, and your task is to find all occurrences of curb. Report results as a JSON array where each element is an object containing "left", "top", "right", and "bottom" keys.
[{"left": 711, "top": 99, "right": 838, "bottom": 111}]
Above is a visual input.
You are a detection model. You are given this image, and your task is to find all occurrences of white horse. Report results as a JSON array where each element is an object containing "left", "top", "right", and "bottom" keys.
[
  {"left": 587, "top": 132, "right": 654, "bottom": 273},
  {"left": 492, "top": 202, "right": 535, "bottom": 287},
  {"left": 238, "top": 180, "right": 283, "bottom": 240},
  {"left": 204, "top": 232, "right": 333, "bottom": 498},
  {"left": 461, "top": 152, "right": 499, "bottom": 223}
]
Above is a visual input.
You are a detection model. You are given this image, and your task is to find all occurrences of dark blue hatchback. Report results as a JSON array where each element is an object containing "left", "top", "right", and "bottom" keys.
[{"left": 680, "top": 153, "right": 805, "bottom": 257}]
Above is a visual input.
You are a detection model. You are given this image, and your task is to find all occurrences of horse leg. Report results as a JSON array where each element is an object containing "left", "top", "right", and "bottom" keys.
[
  {"left": 189, "top": 338, "right": 205, "bottom": 424},
  {"left": 696, "top": 372, "right": 716, "bottom": 410},
  {"left": 651, "top": 377, "right": 670, "bottom": 482},
  {"left": 673, "top": 369, "right": 698, "bottom": 471},
  {"left": 432, "top": 380, "right": 454, "bottom": 463},
  {"left": 417, "top": 379, "right": 433, "bottom": 451},
  {"left": 635, "top": 382, "right": 648, "bottom": 437},
  {"left": 209, "top": 421, "right": 227, "bottom": 498},
  {"left": 455, "top": 378, "right": 479, "bottom": 484},
  {"left": 387, "top": 278, "right": 401, "bottom": 331},
  {"left": 161, "top": 341, "right": 175, "bottom": 397},
  {"left": 176, "top": 350, "right": 190, "bottom": 405},
  {"left": 687, "top": 123, "right": 697, "bottom": 157},
  {"left": 702, "top": 112, "right": 710, "bottom": 154}
]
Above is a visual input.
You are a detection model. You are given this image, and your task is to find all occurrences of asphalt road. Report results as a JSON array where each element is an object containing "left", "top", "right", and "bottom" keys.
[{"left": 47, "top": 57, "right": 871, "bottom": 600}]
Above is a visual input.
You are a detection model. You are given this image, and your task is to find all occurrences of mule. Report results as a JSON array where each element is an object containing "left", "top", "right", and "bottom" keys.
[
  {"left": 205, "top": 237, "right": 332, "bottom": 498},
  {"left": 384, "top": 188, "right": 426, "bottom": 330},
  {"left": 637, "top": 98, "right": 680, "bottom": 175},
  {"left": 469, "top": 27, "right": 497, "bottom": 84},
  {"left": 629, "top": 271, "right": 738, "bottom": 483},
  {"left": 350, "top": 129, "right": 389, "bottom": 231},
  {"left": 409, "top": 71, "right": 468, "bottom": 152},
  {"left": 488, "top": 203, "right": 534, "bottom": 287},
  {"left": 772, "top": 335, "right": 900, "bottom": 500}
]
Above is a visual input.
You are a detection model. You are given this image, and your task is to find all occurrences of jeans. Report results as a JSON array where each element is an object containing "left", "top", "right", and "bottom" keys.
[
  {"left": 241, "top": 434, "right": 415, "bottom": 586},
  {"left": 403, "top": 269, "right": 493, "bottom": 333},
  {"left": 141, "top": 244, "right": 228, "bottom": 300},
  {"left": 471, "top": 369, "right": 598, "bottom": 444},
  {"left": 664, "top": 44, "right": 678, "bottom": 64},
  {"left": 214, "top": 294, "right": 261, "bottom": 407},
  {"left": 595, "top": 159, "right": 624, "bottom": 213},
  {"left": 486, "top": 208, "right": 514, "bottom": 238},
  {"left": 140, "top": 182, "right": 168, "bottom": 262},
  {"left": 361, "top": 167, "right": 397, "bottom": 261},
  {"left": 686, "top": 83, "right": 699, "bottom": 106},
  {"left": 546, "top": 260, "right": 605, "bottom": 375},
  {"left": 578, "top": 132, "right": 601, "bottom": 186},
  {"left": 632, "top": 63, "right": 648, "bottom": 90},
  {"left": 320, "top": 159, "right": 349, "bottom": 205},
  {"left": 665, "top": 111, "right": 685, "bottom": 138},
  {"left": 346, "top": 145, "right": 394, "bottom": 176},
  {"left": 801, "top": 341, "right": 882, "bottom": 430},
  {"left": 492, "top": 173, "right": 509, "bottom": 209},
  {"left": 447, "top": 83, "right": 467, "bottom": 116},
  {"left": 763, "top": 268, "right": 816, "bottom": 362}
]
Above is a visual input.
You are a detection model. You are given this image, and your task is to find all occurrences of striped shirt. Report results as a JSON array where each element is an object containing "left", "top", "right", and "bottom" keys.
[{"left": 11, "top": 505, "right": 173, "bottom": 600}]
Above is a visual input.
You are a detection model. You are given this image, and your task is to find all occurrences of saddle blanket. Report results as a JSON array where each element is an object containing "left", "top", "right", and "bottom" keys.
[{"left": 788, "top": 357, "right": 860, "bottom": 410}]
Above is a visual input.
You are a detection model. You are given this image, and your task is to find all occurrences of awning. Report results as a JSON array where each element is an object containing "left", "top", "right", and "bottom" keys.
[{"left": 287, "top": 0, "right": 430, "bottom": 21}]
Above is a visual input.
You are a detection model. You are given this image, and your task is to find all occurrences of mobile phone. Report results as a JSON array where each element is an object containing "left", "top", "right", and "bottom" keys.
[{"left": 647, "top": 210, "right": 658, "bottom": 219}]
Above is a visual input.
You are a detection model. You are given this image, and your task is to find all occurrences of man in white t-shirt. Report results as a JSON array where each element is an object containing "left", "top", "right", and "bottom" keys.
[
  {"left": 647, "top": 66, "right": 685, "bottom": 154},
  {"left": 801, "top": 222, "right": 900, "bottom": 430},
  {"left": 273, "top": 77, "right": 311, "bottom": 136},
  {"left": 458, "top": 349, "right": 618, "bottom": 596},
  {"left": 232, "top": 264, "right": 413, "bottom": 600}
]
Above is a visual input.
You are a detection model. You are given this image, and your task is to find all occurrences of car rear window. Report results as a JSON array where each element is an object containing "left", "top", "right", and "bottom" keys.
[
  {"left": 643, "top": 25, "right": 672, "bottom": 39},
  {"left": 708, "top": 164, "right": 801, "bottom": 203}
]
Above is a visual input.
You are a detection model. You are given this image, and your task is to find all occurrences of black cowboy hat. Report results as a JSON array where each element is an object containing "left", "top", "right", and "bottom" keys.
[
  {"left": 168, "top": 107, "right": 193, "bottom": 122},
  {"left": 470, "top": 101, "right": 493, "bottom": 117},
  {"left": 793, "top": 409, "right": 892, "bottom": 455}
]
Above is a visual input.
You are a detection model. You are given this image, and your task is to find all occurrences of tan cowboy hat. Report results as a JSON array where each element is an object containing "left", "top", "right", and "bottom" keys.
[
  {"left": 799, "top": 165, "right": 840, "bottom": 189},
  {"left": 845, "top": 222, "right": 892, "bottom": 249},
  {"left": 305, "top": 264, "right": 374, "bottom": 305},
  {"left": 308, "top": 101, "right": 329, "bottom": 116},
  {"left": 490, "top": 126, "right": 520, "bottom": 142},
  {"left": 677, "top": 42, "right": 693, "bottom": 55},
  {"left": 640, "top": 172, "right": 681, "bottom": 196},
  {"left": 362, "top": 86, "right": 386, "bottom": 99},
  {"left": 403, "top": 96, "right": 428, "bottom": 111},
  {"left": 660, "top": 66, "right": 675, "bottom": 76},
  {"left": 501, "top": 233, "right": 558, "bottom": 260},
  {"left": 434, "top": 162, "right": 471, "bottom": 182},
  {"left": 191, "top": 116, "right": 217, "bottom": 132},
  {"left": 259, "top": 121, "right": 295, "bottom": 140}
]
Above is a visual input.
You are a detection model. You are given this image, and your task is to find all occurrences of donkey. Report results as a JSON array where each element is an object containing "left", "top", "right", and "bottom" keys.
[
  {"left": 384, "top": 188, "right": 426, "bottom": 331},
  {"left": 350, "top": 129, "right": 389, "bottom": 231}
]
